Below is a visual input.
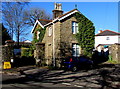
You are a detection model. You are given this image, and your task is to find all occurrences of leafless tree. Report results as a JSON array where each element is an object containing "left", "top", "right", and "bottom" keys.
[
  {"left": 2, "top": 0, "right": 30, "bottom": 3},
  {"left": 2, "top": 1, "right": 51, "bottom": 47},
  {"left": 23, "top": 7, "right": 52, "bottom": 26},
  {"left": 2, "top": 2, "right": 29, "bottom": 46}
]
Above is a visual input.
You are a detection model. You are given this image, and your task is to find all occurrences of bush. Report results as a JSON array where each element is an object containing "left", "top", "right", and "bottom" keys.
[{"left": 21, "top": 46, "right": 34, "bottom": 57}]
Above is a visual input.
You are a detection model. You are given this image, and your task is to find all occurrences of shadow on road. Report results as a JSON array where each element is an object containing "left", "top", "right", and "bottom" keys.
[{"left": 2, "top": 64, "right": 120, "bottom": 89}]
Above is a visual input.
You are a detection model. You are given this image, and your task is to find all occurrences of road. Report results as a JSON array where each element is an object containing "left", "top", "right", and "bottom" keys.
[{"left": 1, "top": 64, "right": 120, "bottom": 89}]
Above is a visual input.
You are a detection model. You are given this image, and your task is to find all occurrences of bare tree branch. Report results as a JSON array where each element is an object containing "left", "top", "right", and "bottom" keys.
[
  {"left": 23, "top": 7, "right": 52, "bottom": 26},
  {"left": 2, "top": 2, "right": 52, "bottom": 46},
  {"left": 2, "top": 2, "right": 29, "bottom": 46}
]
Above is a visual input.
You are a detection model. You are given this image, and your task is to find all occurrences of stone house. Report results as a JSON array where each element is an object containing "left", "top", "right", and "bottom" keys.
[{"left": 31, "top": 3, "right": 94, "bottom": 67}]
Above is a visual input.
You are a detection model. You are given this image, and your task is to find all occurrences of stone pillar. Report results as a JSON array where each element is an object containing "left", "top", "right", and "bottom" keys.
[
  {"left": 110, "top": 44, "right": 120, "bottom": 62},
  {"left": 35, "top": 42, "right": 45, "bottom": 66},
  {"left": 2, "top": 40, "right": 14, "bottom": 62}
]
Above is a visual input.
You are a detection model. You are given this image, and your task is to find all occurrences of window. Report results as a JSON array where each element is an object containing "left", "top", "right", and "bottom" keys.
[
  {"left": 106, "top": 37, "right": 110, "bottom": 40},
  {"left": 72, "top": 44, "right": 80, "bottom": 57},
  {"left": 72, "top": 21, "right": 78, "bottom": 34},
  {"left": 48, "top": 27, "right": 52, "bottom": 36},
  {"left": 37, "top": 31, "right": 40, "bottom": 40}
]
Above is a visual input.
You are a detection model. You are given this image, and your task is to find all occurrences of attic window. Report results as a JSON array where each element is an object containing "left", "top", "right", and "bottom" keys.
[
  {"left": 72, "top": 21, "right": 78, "bottom": 34},
  {"left": 37, "top": 31, "right": 40, "bottom": 40},
  {"left": 48, "top": 27, "right": 52, "bottom": 36}
]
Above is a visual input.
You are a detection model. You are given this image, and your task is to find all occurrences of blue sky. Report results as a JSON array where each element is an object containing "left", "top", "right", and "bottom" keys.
[
  {"left": 30, "top": 0, "right": 119, "bottom": 2},
  {"left": 26, "top": 2, "right": 118, "bottom": 41},
  {"left": 3, "top": 2, "right": 117, "bottom": 41}
]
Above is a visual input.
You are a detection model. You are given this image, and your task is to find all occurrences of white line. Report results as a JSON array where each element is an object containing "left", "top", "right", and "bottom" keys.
[
  {"left": 74, "top": 85, "right": 83, "bottom": 87},
  {"left": 62, "top": 83, "right": 71, "bottom": 86}
]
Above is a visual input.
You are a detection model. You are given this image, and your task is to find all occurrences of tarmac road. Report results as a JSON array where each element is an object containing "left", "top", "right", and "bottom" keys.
[{"left": 1, "top": 64, "right": 120, "bottom": 89}]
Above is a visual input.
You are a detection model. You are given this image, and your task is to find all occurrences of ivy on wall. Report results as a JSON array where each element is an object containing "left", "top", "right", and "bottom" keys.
[
  {"left": 21, "top": 46, "right": 34, "bottom": 57},
  {"left": 74, "top": 12, "right": 95, "bottom": 58},
  {"left": 32, "top": 26, "right": 46, "bottom": 48}
]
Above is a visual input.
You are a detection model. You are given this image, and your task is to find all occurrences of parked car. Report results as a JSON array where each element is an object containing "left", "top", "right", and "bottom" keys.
[{"left": 63, "top": 56, "right": 93, "bottom": 72}]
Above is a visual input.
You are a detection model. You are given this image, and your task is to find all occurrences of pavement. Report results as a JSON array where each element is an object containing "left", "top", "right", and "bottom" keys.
[{"left": 2, "top": 65, "right": 47, "bottom": 74}]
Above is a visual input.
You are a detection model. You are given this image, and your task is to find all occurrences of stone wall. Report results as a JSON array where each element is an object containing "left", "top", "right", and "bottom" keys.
[
  {"left": 2, "top": 45, "right": 14, "bottom": 62},
  {"left": 110, "top": 44, "right": 120, "bottom": 62},
  {"left": 42, "top": 25, "right": 53, "bottom": 66},
  {"left": 42, "top": 21, "right": 61, "bottom": 67},
  {"left": 60, "top": 16, "right": 79, "bottom": 57},
  {"left": 35, "top": 43, "right": 45, "bottom": 66},
  {"left": 35, "top": 15, "right": 81, "bottom": 67},
  {"left": 43, "top": 16, "right": 80, "bottom": 67}
]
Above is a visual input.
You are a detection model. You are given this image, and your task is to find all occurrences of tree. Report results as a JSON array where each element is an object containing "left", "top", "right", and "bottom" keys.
[
  {"left": 0, "top": 23, "right": 11, "bottom": 45},
  {"left": 74, "top": 12, "right": 95, "bottom": 58},
  {"left": 23, "top": 7, "right": 51, "bottom": 26},
  {"left": 2, "top": 2, "right": 51, "bottom": 47},
  {"left": 2, "top": 2, "right": 30, "bottom": 46}
]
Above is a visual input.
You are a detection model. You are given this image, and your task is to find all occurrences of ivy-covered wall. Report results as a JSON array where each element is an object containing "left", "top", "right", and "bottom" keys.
[
  {"left": 32, "top": 25, "right": 46, "bottom": 48},
  {"left": 74, "top": 12, "right": 95, "bottom": 58},
  {"left": 21, "top": 46, "right": 34, "bottom": 57}
]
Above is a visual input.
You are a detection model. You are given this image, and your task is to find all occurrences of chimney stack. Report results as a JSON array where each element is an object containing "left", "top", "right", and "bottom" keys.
[
  {"left": 98, "top": 30, "right": 103, "bottom": 33},
  {"left": 52, "top": 3, "right": 63, "bottom": 19}
]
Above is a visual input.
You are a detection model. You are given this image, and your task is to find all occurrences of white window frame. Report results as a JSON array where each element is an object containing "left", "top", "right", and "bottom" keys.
[
  {"left": 48, "top": 27, "right": 52, "bottom": 36},
  {"left": 72, "top": 44, "right": 80, "bottom": 57},
  {"left": 37, "top": 31, "right": 40, "bottom": 40},
  {"left": 106, "top": 37, "right": 110, "bottom": 40},
  {"left": 72, "top": 21, "right": 78, "bottom": 34}
]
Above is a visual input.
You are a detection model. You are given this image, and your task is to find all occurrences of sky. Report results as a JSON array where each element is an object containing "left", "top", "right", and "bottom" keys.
[
  {"left": 2, "top": 1, "right": 118, "bottom": 41},
  {"left": 2, "top": 0, "right": 119, "bottom": 2},
  {"left": 26, "top": 2, "right": 118, "bottom": 41}
]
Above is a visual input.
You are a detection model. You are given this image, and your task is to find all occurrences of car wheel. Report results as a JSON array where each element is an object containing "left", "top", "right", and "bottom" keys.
[{"left": 72, "top": 66, "right": 77, "bottom": 72}]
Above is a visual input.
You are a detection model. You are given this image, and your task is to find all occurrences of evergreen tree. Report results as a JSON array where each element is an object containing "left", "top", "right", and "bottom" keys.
[{"left": 0, "top": 23, "right": 11, "bottom": 45}]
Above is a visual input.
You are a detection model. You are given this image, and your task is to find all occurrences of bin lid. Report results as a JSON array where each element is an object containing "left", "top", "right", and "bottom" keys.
[{"left": 104, "top": 45, "right": 108, "bottom": 48}]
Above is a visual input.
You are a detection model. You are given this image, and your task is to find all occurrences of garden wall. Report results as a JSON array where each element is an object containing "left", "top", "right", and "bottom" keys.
[
  {"left": 2, "top": 45, "right": 13, "bottom": 62},
  {"left": 110, "top": 44, "right": 120, "bottom": 62}
]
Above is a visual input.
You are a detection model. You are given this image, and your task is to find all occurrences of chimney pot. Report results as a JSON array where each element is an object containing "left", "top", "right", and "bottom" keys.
[
  {"left": 98, "top": 30, "right": 103, "bottom": 33},
  {"left": 52, "top": 3, "right": 63, "bottom": 19}
]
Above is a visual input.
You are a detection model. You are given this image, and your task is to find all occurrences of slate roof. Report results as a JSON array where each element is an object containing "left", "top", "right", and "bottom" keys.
[
  {"left": 39, "top": 9, "right": 78, "bottom": 26},
  {"left": 31, "top": 9, "right": 79, "bottom": 33},
  {"left": 59, "top": 9, "right": 77, "bottom": 18},
  {"left": 38, "top": 19, "right": 52, "bottom": 25},
  {"left": 96, "top": 30, "right": 120, "bottom": 36}
]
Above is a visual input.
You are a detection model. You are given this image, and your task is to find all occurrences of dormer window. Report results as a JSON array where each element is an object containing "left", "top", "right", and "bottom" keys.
[
  {"left": 48, "top": 27, "right": 52, "bottom": 36},
  {"left": 72, "top": 21, "right": 78, "bottom": 34}
]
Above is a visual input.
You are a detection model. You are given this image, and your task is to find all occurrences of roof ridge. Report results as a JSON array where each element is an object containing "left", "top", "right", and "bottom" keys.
[
  {"left": 38, "top": 19, "right": 52, "bottom": 22},
  {"left": 96, "top": 30, "right": 120, "bottom": 36},
  {"left": 58, "top": 9, "right": 78, "bottom": 18},
  {"left": 104, "top": 29, "right": 120, "bottom": 35}
]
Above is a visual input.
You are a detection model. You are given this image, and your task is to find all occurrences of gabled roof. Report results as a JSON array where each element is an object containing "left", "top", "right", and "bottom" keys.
[
  {"left": 95, "top": 30, "right": 120, "bottom": 36},
  {"left": 44, "top": 9, "right": 79, "bottom": 27},
  {"left": 38, "top": 19, "right": 52, "bottom": 25},
  {"left": 58, "top": 9, "right": 78, "bottom": 21},
  {"left": 31, "top": 19, "right": 52, "bottom": 33},
  {"left": 31, "top": 9, "right": 79, "bottom": 33},
  {"left": 59, "top": 9, "right": 77, "bottom": 18}
]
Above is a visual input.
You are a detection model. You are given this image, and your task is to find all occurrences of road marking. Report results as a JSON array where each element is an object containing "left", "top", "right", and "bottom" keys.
[
  {"left": 74, "top": 85, "right": 83, "bottom": 87},
  {"left": 62, "top": 83, "right": 71, "bottom": 86}
]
